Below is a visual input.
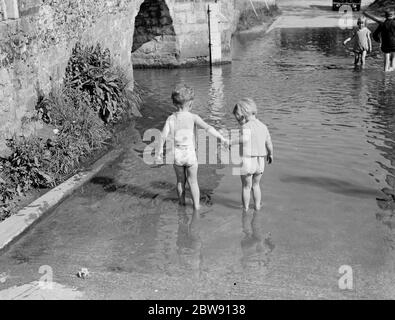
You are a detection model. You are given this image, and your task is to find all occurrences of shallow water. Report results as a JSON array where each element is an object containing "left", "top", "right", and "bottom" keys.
[
  {"left": 131, "top": 26, "right": 395, "bottom": 298},
  {"left": 1, "top": 13, "right": 395, "bottom": 299}
]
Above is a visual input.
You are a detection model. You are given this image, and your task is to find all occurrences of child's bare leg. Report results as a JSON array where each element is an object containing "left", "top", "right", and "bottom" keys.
[
  {"left": 354, "top": 53, "right": 360, "bottom": 65},
  {"left": 384, "top": 53, "right": 391, "bottom": 71},
  {"left": 241, "top": 175, "right": 253, "bottom": 211},
  {"left": 252, "top": 173, "right": 263, "bottom": 211},
  {"left": 173, "top": 165, "right": 187, "bottom": 206},
  {"left": 361, "top": 51, "right": 367, "bottom": 66},
  {"left": 390, "top": 52, "right": 395, "bottom": 71},
  {"left": 186, "top": 164, "right": 200, "bottom": 211}
]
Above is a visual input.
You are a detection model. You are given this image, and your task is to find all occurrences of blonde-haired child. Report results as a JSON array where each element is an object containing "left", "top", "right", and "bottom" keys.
[
  {"left": 231, "top": 98, "right": 273, "bottom": 212},
  {"left": 156, "top": 84, "right": 228, "bottom": 211},
  {"left": 343, "top": 17, "right": 372, "bottom": 67}
]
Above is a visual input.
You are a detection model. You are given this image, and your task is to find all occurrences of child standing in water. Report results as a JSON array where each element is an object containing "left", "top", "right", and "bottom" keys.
[
  {"left": 156, "top": 84, "right": 228, "bottom": 211},
  {"left": 343, "top": 17, "right": 372, "bottom": 67},
  {"left": 231, "top": 98, "right": 274, "bottom": 212}
]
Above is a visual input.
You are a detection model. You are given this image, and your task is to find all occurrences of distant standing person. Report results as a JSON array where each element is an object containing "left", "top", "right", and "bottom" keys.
[
  {"left": 365, "top": 10, "right": 395, "bottom": 72},
  {"left": 343, "top": 17, "right": 372, "bottom": 67}
]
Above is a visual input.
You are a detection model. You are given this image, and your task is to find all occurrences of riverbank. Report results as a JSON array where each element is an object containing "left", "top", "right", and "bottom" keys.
[
  {"left": 0, "top": 114, "right": 142, "bottom": 222},
  {"left": 0, "top": 43, "right": 143, "bottom": 222}
]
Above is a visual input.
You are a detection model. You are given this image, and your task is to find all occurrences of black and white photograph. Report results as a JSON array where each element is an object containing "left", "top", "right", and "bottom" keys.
[{"left": 0, "top": 0, "right": 395, "bottom": 304}]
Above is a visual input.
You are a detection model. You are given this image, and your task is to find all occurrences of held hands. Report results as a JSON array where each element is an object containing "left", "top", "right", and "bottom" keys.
[
  {"left": 218, "top": 129, "right": 231, "bottom": 149},
  {"left": 221, "top": 138, "right": 231, "bottom": 149}
]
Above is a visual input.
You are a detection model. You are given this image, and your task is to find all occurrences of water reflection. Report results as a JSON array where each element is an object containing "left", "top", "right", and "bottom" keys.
[
  {"left": 176, "top": 209, "right": 203, "bottom": 277},
  {"left": 368, "top": 75, "right": 395, "bottom": 240},
  {"left": 351, "top": 71, "right": 370, "bottom": 106},
  {"left": 368, "top": 76, "right": 395, "bottom": 172},
  {"left": 208, "top": 66, "right": 226, "bottom": 126},
  {"left": 240, "top": 210, "right": 274, "bottom": 271}
]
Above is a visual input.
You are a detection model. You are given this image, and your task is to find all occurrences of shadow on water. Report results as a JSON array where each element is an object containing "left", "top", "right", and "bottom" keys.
[
  {"left": 90, "top": 176, "right": 215, "bottom": 207},
  {"left": 91, "top": 176, "right": 162, "bottom": 199},
  {"left": 150, "top": 181, "right": 175, "bottom": 190}
]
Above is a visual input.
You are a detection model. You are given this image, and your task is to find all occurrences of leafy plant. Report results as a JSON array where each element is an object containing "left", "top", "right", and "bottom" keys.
[
  {"left": 40, "top": 86, "right": 111, "bottom": 178},
  {"left": 65, "top": 43, "right": 129, "bottom": 123},
  {"left": 0, "top": 136, "right": 52, "bottom": 220},
  {"left": 0, "top": 174, "right": 15, "bottom": 221},
  {"left": 4, "top": 136, "right": 54, "bottom": 191}
]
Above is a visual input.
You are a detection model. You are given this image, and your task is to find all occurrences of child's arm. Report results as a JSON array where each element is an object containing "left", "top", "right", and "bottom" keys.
[
  {"left": 363, "top": 11, "right": 383, "bottom": 24},
  {"left": 367, "top": 30, "right": 372, "bottom": 52},
  {"left": 343, "top": 37, "right": 352, "bottom": 46},
  {"left": 194, "top": 114, "right": 228, "bottom": 145},
  {"left": 156, "top": 117, "right": 171, "bottom": 161},
  {"left": 266, "top": 128, "right": 274, "bottom": 164},
  {"left": 343, "top": 30, "right": 356, "bottom": 46}
]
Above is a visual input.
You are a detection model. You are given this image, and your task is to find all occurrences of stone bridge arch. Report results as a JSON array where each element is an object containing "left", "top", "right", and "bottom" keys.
[{"left": 132, "top": 0, "right": 180, "bottom": 68}]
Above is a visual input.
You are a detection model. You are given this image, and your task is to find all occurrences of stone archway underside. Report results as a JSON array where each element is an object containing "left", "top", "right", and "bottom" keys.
[{"left": 132, "top": 0, "right": 179, "bottom": 68}]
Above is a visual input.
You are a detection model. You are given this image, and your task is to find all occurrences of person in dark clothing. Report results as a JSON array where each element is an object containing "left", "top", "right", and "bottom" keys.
[
  {"left": 365, "top": 10, "right": 395, "bottom": 71},
  {"left": 374, "top": 10, "right": 395, "bottom": 71}
]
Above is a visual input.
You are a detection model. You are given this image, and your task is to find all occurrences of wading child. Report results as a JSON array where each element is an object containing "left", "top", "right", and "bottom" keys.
[
  {"left": 343, "top": 17, "right": 372, "bottom": 67},
  {"left": 230, "top": 98, "right": 274, "bottom": 212},
  {"left": 156, "top": 84, "right": 228, "bottom": 211}
]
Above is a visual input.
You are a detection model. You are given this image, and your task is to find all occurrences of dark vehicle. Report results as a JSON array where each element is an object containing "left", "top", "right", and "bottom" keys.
[{"left": 332, "top": 0, "right": 362, "bottom": 11}]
